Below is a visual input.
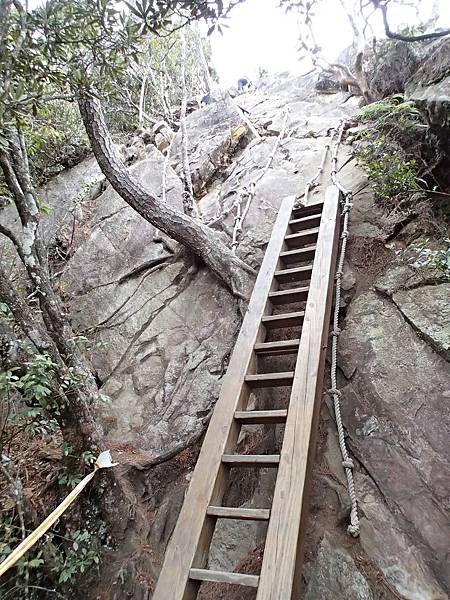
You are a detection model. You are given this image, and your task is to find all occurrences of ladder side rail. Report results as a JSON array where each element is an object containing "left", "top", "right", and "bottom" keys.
[
  {"left": 256, "top": 185, "right": 341, "bottom": 600},
  {"left": 153, "top": 195, "right": 296, "bottom": 600}
]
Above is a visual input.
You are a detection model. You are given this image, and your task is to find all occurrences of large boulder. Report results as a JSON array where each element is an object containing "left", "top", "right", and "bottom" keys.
[
  {"left": 169, "top": 95, "right": 256, "bottom": 195},
  {"left": 369, "top": 40, "right": 421, "bottom": 99}
]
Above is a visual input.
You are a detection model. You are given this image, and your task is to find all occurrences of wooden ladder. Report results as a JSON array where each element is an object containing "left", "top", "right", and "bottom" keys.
[{"left": 153, "top": 186, "right": 341, "bottom": 600}]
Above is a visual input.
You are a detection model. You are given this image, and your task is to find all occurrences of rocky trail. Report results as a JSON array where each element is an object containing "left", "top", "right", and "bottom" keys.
[{"left": 2, "top": 71, "right": 448, "bottom": 600}]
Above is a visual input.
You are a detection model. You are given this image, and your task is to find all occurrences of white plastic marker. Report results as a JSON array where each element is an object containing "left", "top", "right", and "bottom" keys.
[{"left": 0, "top": 450, "right": 118, "bottom": 578}]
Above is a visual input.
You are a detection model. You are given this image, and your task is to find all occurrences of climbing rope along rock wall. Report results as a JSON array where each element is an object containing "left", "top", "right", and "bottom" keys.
[
  {"left": 232, "top": 108, "right": 289, "bottom": 253},
  {"left": 329, "top": 120, "right": 360, "bottom": 536}
]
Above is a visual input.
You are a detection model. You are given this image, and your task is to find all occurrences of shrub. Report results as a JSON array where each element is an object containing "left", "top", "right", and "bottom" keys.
[{"left": 354, "top": 136, "right": 418, "bottom": 200}]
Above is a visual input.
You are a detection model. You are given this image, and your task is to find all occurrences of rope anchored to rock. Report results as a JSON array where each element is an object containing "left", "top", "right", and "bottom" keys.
[
  {"left": 329, "top": 120, "right": 360, "bottom": 537},
  {"left": 296, "top": 126, "right": 337, "bottom": 208},
  {"left": 232, "top": 107, "right": 289, "bottom": 253}
]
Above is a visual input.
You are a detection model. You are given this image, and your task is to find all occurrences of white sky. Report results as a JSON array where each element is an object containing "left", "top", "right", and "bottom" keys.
[{"left": 210, "top": 0, "right": 450, "bottom": 88}]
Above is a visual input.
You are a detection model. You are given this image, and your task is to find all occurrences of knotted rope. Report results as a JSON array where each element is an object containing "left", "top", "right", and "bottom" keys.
[
  {"left": 329, "top": 120, "right": 360, "bottom": 537},
  {"left": 296, "top": 126, "right": 337, "bottom": 208},
  {"left": 232, "top": 107, "right": 289, "bottom": 253}
]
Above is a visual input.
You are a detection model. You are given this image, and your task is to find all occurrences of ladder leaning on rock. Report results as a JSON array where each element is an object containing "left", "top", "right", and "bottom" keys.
[{"left": 153, "top": 186, "right": 341, "bottom": 600}]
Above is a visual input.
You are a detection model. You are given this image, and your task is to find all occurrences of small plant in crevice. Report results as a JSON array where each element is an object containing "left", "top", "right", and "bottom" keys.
[
  {"left": 389, "top": 237, "right": 450, "bottom": 279},
  {"left": 407, "top": 238, "right": 450, "bottom": 278},
  {"left": 355, "top": 95, "right": 422, "bottom": 132}
]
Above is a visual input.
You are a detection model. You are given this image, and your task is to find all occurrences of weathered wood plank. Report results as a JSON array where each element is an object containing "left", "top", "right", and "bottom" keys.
[
  {"left": 256, "top": 185, "right": 340, "bottom": 600},
  {"left": 289, "top": 214, "right": 321, "bottom": 232},
  {"left": 279, "top": 246, "right": 316, "bottom": 265},
  {"left": 291, "top": 200, "right": 323, "bottom": 219},
  {"left": 244, "top": 372, "right": 294, "bottom": 388},
  {"left": 152, "top": 196, "right": 295, "bottom": 600},
  {"left": 274, "top": 265, "right": 312, "bottom": 284},
  {"left": 268, "top": 286, "right": 309, "bottom": 305},
  {"left": 189, "top": 569, "right": 260, "bottom": 588},
  {"left": 261, "top": 311, "right": 304, "bottom": 329},
  {"left": 284, "top": 228, "right": 319, "bottom": 249},
  {"left": 253, "top": 339, "right": 300, "bottom": 356},
  {"left": 206, "top": 506, "right": 271, "bottom": 520},
  {"left": 222, "top": 454, "right": 280, "bottom": 467},
  {"left": 234, "top": 409, "right": 288, "bottom": 424}
]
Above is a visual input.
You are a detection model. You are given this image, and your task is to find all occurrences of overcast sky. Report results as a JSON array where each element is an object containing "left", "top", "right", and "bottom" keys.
[{"left": 210, "top": 0, "right": 450, "bottom": 88}]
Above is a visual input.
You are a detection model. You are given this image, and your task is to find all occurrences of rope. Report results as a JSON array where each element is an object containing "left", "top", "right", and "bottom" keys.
[
  {"left": 0, "top": 451, "right": 117, "bottom": 578},
  {"left": 232, "top": 107, "right": 289, "bottom": 254},
  {"left": 329, "top": 120, "right": 360, "bottom": 537},
  {"left": 295, "top": 126, "right": 337, "bottom": 207}
]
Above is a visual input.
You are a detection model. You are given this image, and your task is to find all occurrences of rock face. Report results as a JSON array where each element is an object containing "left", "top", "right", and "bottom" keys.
[
  {"left": 169, "top": 95, "right": 256, "bottom": 195},
  {"left": 369, "top": 40, "right": 421, "bottom": 99},
  {"left": 304, "top": 533, "right": 373, "bottom": 600},
  {"left": 4, "top": 64, "right": 449, "bottom": 600},
  {"left": 393, "top": 283, "right": 450, "bottom": 360},
  {"left": 406, "top": 38, "right": 450, "bottom": 153},
  {"left": 339, "top": 291, "right": 449, "bottom": 593},
  {"left": 63, "top": 146, "right": 241, "bottom": 458}
]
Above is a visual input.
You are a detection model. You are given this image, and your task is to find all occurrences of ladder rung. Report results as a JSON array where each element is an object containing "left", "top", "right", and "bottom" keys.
[
  {"left": 291, "top": 201, "right": 323, "bottom": 218},
  {"left": 207, "top": 506, "right": 271, "bottom": 520},
  {"left": 245, "top": 372, "right": 294, "bottom": 387},
  {"left": 254, "top": 339, "right": 299, "bottom": 355},
  {"left": 234, "top": 409, "right": 288, "bottom": 424},
  {"left": 289, "top": 213, "right": 321, "bottom": 232},
  {"left": 269, "top": 286, "right": 309, "bottom": 305},
  {"left": 279, "top": 246, "right": 316, "bottom": 264},
  {"left": 189, "top": 568, "right": 260, "bottom": 588},
  {"left": 222, "top": 454, "right": 280, "bottom": 467},
  {"left": 261, "top": 311, "right": 304, "bottom": 329},
  {"left": 274, "top": 265, "right": 312, "bottom": 284},
  {"left": 284, "top": 228, "right": 319, "bottom": 249}
]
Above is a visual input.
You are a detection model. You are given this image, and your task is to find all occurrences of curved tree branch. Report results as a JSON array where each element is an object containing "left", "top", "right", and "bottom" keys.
[
  {"left": 0, "top": 223, "right": 26, "bottom": 265},
  {"left": 379, "top": 3, "right": 450, "bottom": 41},
  {"left": 78, "top": 93, "right": 254, "bottom": 302}
]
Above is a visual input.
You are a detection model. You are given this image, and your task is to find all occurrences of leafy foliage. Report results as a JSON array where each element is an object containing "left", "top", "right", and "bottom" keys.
[
  {"left": 354, "top": 136, "right": 418, "bottom": 200},
  {"left": 355, "top": 95, "right": 423, "bottom": 136},
  {"left": 24, "top": 102, "right": 90, "bottom": 184},
  {"left": 0, "top": 511, "right": 107, "bottom": 598},
  {"left": 0, "top": 352, "right": 60, "bottom": 442},
  {"left": 352, "top": 95, "right": 431, "bottom": 201},
  {"left": 408, "top": 238, "right": 450, "bottom": 278}
]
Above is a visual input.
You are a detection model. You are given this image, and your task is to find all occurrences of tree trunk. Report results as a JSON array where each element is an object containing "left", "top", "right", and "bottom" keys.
[
  {"left": 194, "top": 22, "right": 211, "bottom": 95},
  {"left": 78, "top": 93, "right": 254, "bottom": 302},
  {"left": 179, "top": 28, "right": 196, "bottom": 217},
  {"left": 0, "top": 265, "right": 104, "bottom": 451}
]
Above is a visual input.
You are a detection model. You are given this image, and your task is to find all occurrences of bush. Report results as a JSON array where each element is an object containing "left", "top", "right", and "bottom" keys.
[
  {"left": 353, "top": 95, "right": 429, "bottom": 202},
  {"left": 354, "top": 136, "right": 418, "bottom": 200}
]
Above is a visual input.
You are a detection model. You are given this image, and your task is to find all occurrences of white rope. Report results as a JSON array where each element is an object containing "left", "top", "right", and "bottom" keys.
[
  {"left": 232, "top": 107, "right": 289, "bottom": 254},
  {"left": 329, "top": 120, "right": 360, "bottom": 537},
  {"left": 295, "top": 126, "right": 337, "bottom": 208}
]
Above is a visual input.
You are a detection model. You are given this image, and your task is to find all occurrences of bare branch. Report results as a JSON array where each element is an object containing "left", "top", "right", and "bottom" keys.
[
  {"left": 379, "top": 2, "right": 450, "bottom": 41},
  {"left": 179, "top": 28, "right": 196, "bottom": 217},
  {"left": 0, "top": 223, "right": 26, "bottom": 264}
]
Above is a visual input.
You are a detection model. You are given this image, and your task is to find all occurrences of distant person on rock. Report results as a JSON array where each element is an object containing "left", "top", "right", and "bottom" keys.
[
  {"left": 201, "top": 93, "right": 210, "bottom": 106},
  {"left": 237, "top": 76, "right": 251, "bottom": 93}
]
